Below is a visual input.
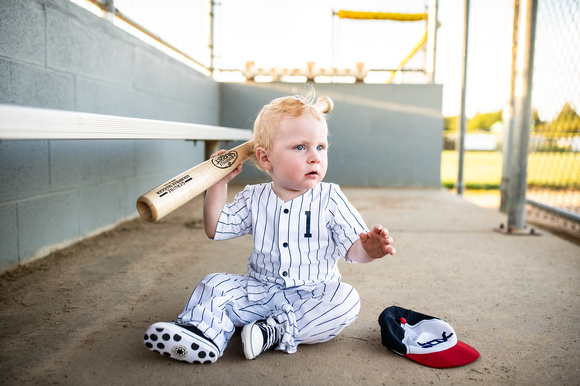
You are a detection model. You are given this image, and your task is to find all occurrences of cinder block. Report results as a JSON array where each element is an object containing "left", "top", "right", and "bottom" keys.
[
  {"left": 18, "top": 191, "right": 80, "bottom": 262},
  {"left": 75, "top": 78, "right": 123, "bottom": 116},
  {"left": 50, "top": 140, "right": 101, "bottom": 191},
  {"left": 133, "top": 46, "right": 195, "bottom": 100},
  {"left": 0, "top": 141, "right": 50, "bottom": 204},
  {"left": 161, "top": 140, "right": 200, "bottom": 171},
  {"left": 121, "top": 176, "right": 149, "bottom": 219},
  {"left": 114, "top": 88, "right": 158, "bottom": 120},
  {"left": 0, "top": 203, "right": 19, "bottom": 270},
  {"left": 46, "top": 6, "right": 133, "bottom": 86},
  {"left": 133, "top": 140, "right": 196, "bottom": 177},
  {"left": 185, "top": 72, "right": 220, "bottom": 112},
  {"left": 99, "top": 140, "right": 136, "bottom": 181},
  {"left": 10, "top": 62, "right": 74, "bottom": 109},
  {"left": 135, "top": 140, "right": 171, "bottom": 175},
  {"left": 0, "top": 59, "right": 10, "bottom": 103},
  {"left": 0, "top": 0, "right": 45, "bottom": 65},
  {"left": 79, "top": 181, "right": 122, "bottom": 235}
]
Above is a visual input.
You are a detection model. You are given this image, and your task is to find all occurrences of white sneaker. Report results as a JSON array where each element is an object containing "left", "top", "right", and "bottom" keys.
[
  {"left": 241, "top": 319, "right": 284, "bottom": 360},
  {"left": 144, "top": 322, "right": 219, "bottom": 364}
]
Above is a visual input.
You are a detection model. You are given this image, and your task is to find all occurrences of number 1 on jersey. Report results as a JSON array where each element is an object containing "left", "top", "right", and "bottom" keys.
[{"left": 304, "top": 210, "right": 312, "bottom": 238}]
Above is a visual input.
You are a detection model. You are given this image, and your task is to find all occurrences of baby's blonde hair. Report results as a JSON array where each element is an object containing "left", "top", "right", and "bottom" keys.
[{"left": 251, "top": 94, "right": 333, "bottom": 170}]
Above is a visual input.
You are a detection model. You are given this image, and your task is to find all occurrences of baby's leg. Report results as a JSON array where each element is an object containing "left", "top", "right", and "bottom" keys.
[
  {"left": 273, "top": 281, "right": 361, "bottom": 353},
  {"left": 177, "top": 273, "right": 266, "bottom": 355}
]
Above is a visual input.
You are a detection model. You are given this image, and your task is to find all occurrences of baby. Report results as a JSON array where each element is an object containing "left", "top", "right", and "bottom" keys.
[{"left": 144, "top": 93, "right": 396, "bottom": 363}]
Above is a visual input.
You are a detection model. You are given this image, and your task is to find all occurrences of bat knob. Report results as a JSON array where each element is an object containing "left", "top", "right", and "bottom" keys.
[{"left": 137, "top": 197, "right": 156, "bottom": 222}]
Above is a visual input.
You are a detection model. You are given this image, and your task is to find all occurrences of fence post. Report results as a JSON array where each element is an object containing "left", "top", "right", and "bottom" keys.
[
  {"left": 498, "top": 0, "right": 539, "bottom": 234},
  {"left": 500, "top": 0, "right": 520, "bottom": 214},
  {"left": 456, "top": 0, "right": 470, "bottom": 195},
  {"left": 101, "top": 0, "right": 115, "bottom": 22},
  {"left": 426, "top": 0, "right": 439, "bottom": 83},
  {"left": 209, "top": 0, "right": 216, "bottom": 73}
]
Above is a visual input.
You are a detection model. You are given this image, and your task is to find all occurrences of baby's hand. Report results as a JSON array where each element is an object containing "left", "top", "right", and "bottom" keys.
[
  {"left": 211, "top": 149, "right": 243, "bottom": 185},
  {"left": 359, "top": 225, "right": 396, "bottom": 259}
]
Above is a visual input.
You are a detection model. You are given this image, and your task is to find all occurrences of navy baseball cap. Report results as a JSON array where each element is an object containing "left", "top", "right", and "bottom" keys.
[{"left": 379, "top": 306, "right": 480, "bottom": 368}]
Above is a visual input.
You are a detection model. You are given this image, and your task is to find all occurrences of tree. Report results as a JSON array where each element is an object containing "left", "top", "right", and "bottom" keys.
[
  {"left": 467, "top": 111, "right": 503, "bottom": 131},
  {"left": 534, "top": 103, "right": 580, "bottom": 137},
  {"left": 443, "top": 109, "right": 503, "bottom": 133},
  {"left": 553, "top": 103, "right": 580, "bottom": 134}
]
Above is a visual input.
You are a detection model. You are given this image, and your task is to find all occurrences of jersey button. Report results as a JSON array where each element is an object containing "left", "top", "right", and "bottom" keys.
[
  {"left": 284, "top": 209, "right": 289, "bottom": 214},
  {"left": 282, "top": 271, "right": 288, "bottom": 277},
  {"left": 283, "top": 242, "right": 288, "bottom": 248}
]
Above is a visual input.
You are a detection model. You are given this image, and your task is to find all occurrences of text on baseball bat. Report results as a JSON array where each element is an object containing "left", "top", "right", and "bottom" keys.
[{"left": 156, "top": 175, "right": 193, "bottom": 197}]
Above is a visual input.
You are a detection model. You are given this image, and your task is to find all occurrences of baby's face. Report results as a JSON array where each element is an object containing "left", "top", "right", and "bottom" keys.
[{"left": 266, "top": 112, "right": 328, "bottom": 201}]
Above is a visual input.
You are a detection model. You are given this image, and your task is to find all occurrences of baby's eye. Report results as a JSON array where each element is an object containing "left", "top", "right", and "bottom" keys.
[
  {"left": 316, "top": 145, "right": 325, "bottom": 151},
  {"left": 295, "top": 145, "right": 305, "bottom": 151}
]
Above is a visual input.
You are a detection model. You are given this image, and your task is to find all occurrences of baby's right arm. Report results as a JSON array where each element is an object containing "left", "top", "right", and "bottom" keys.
[{"left": 203, "top": 150, "right": 243, "bottom": 239}]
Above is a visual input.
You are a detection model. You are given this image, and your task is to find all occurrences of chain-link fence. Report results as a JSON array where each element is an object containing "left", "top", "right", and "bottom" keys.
[{"left": 526, "top": 0, "right": 580, "bottom": 239}]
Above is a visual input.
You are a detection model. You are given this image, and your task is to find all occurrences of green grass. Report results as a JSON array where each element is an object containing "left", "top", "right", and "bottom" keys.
[
  {"left": 440, "top": 151, "right": 580, "bottom": 190},
  {"left": 441, "top": 151, "right": 503, "bottom": 189}
]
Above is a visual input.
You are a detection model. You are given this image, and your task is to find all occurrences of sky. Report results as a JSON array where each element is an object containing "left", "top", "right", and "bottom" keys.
[
  {"left": 74, "top": 0, "right": 577, "bottom": 120},
  {"left": 435, "top": 0, "right": 513, "bottom": 117}
]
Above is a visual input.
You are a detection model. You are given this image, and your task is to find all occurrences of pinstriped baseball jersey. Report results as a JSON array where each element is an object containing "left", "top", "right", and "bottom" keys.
[{"left": 213, "top": 182, "right": 369, "bottom": 291}]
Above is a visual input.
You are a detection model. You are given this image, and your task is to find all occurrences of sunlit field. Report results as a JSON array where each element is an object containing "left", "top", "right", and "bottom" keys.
[
  {"left": 441, "top": 151, "right": 503, "bottom": 189},
  {"left": 441, "top": 150, "right": 580, "bottom": 189}
]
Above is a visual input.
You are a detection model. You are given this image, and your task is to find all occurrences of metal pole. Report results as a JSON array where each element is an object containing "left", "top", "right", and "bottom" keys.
[
  {"left": 426, "top": 0, "right": 439, "bottom": 83},
  {"left": 505, "top": 0, "right": 538, "bottom": 232},
  {"left": 209, "top": 0, "right": 215, "bottom": 74},
  {"left": 500, "top": 0, "right": 520, "bottom": 213},
  {"left": 101, "top": 0, "right": 114, "bottom": 22},
  {"left": 456, "top": 0, "right": 470, "bottom": 195},
  {"left": 331, "top": 10, "right": 335, "bottom": 69},
  {"left": 101, "top": 0, "right": 114, "bottom": 13}
]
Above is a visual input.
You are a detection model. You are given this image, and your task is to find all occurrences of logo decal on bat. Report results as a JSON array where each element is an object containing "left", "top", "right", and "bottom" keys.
[{"left": 212, "top": 150, "right": 239, "bottom": 169}]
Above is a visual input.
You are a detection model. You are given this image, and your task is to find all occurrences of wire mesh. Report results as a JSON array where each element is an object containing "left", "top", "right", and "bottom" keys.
[{"left": 527, "top": 0, "right": 580, "bottom": 235}]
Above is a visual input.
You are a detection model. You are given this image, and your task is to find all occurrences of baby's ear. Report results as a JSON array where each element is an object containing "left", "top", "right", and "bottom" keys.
[{"left": 256, "top": 146, "right": 272, "bottom": 170}]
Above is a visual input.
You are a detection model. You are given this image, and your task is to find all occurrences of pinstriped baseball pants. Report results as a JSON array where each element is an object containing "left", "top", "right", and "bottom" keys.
[{"left": 177, "top": 273, "right": 361, "bottom": 357}]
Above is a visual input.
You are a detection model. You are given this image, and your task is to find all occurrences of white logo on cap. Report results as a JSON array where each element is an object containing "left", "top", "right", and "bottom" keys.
[{"left": 402, "top": 319, "right": 458, "bottom": 354}]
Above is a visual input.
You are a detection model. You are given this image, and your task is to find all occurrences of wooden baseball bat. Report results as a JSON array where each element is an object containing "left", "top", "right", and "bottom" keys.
[{"left": 137, "top": 140, "right": 254, "bottom": 222}]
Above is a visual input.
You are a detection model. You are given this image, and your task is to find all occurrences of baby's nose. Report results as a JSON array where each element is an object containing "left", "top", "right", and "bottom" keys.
[{"left": 308, "top": 151, "right": 321, "bottom": 163}]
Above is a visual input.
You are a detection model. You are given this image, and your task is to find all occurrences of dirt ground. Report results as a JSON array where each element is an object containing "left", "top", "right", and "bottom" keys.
[{"left": 1, "top": 187, "right": 579, "bottom": 385}]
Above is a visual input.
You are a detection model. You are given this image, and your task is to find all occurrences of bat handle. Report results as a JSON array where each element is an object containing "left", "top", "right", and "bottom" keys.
[
  {"left": 136, "top": 196, "right": 156, "bottom": 222},
  {"left": 136, "top": 140, "right": 254, "bottom": 222}
]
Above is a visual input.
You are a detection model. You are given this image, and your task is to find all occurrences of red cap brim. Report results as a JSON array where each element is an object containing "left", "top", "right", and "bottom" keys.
[{"left": 405, "top": 341, "right": 480, "bottom": 368}]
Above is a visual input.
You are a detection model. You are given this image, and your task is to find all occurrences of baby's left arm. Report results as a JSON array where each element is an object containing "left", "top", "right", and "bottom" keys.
[{"left": 346, "top": 225, "right": 396, "bottom": 263}]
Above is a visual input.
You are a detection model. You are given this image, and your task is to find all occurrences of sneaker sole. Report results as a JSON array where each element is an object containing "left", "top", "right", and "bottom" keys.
[
  {"left": 144, "top": 322, "right": 218, "bottom": 364},
  {"left": 241, "top": 321, "right": 258, "bottom": 360}
]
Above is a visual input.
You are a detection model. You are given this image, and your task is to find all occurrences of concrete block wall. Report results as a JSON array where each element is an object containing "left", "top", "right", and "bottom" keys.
[
  {"left": 221, "top": 82, "right": 443, "bottom": 187},
  {"left": 0, "top": 0, "right": 218, "bottom": 272}
]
